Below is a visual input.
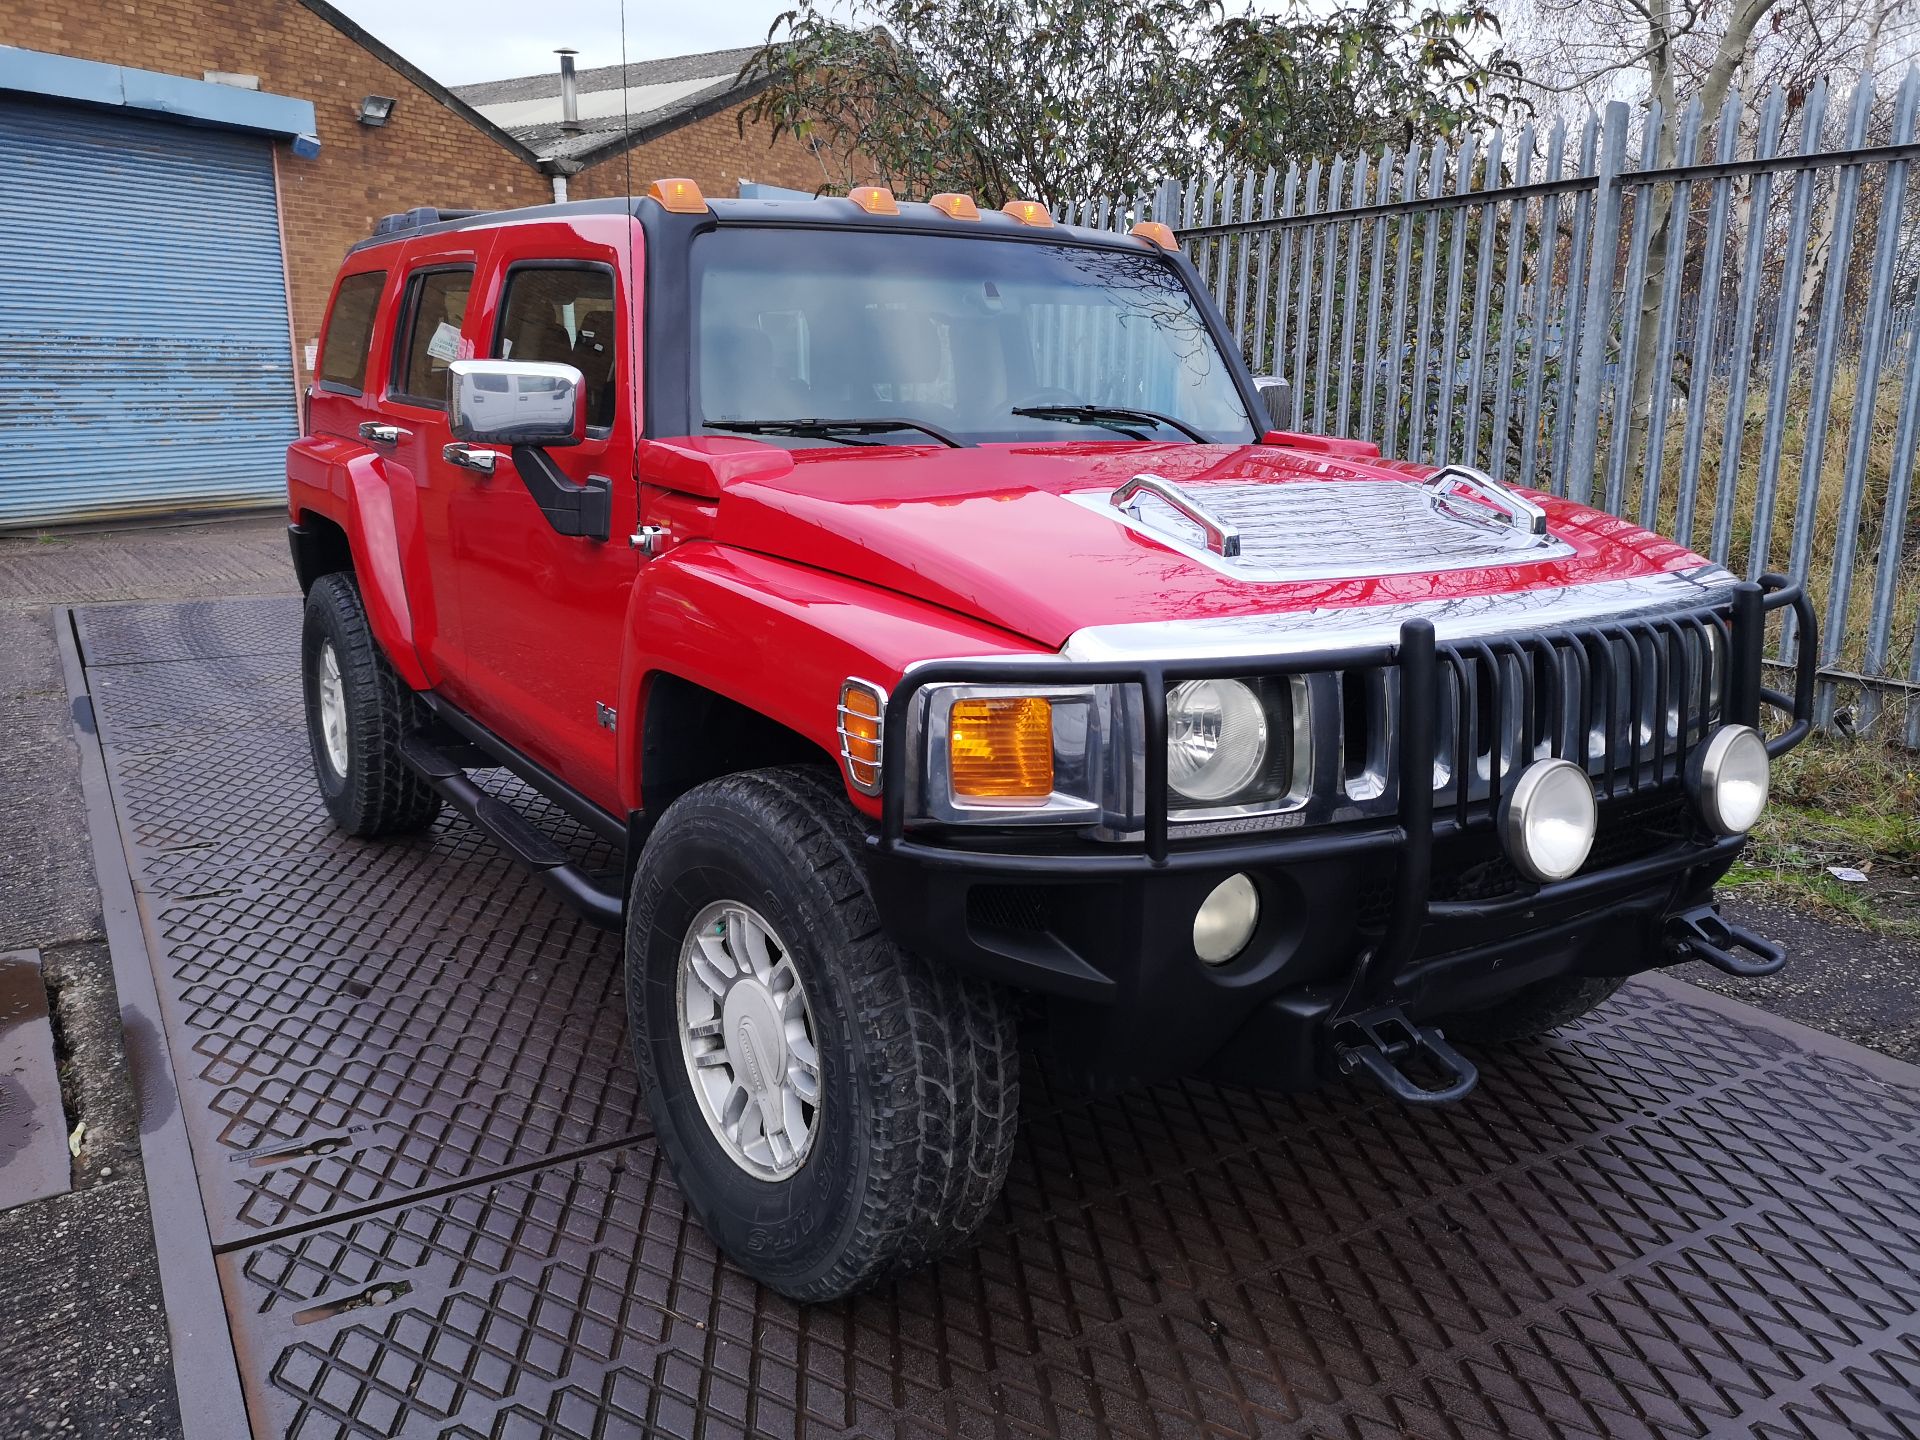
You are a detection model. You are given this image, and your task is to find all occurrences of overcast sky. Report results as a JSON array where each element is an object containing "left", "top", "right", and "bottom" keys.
[{"left": 330, "top": 0, "right": 793, "bottom": 86}]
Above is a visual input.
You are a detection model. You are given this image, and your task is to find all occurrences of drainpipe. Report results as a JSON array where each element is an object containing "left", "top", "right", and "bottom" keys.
[{"left": 551, "top": 174, "right": 568, "bottom": 203}]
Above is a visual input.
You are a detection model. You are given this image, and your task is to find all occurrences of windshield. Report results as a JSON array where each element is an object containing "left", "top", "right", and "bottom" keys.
[{"left": 689, "top": 228, "right": 1258, "bottom": 447}]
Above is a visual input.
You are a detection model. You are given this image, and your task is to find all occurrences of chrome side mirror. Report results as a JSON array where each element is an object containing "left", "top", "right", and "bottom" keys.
[
  {"left": 1253, "top": 375, "right": 1293, "bottom": 429},
  {"left": 448, "top": 359, "right": 587, "bottom": 447}
]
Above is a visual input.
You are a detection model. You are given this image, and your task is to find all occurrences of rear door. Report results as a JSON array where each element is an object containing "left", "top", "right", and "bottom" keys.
[{"left": 443, "top": 218, "right": 640, "bottom": 809}]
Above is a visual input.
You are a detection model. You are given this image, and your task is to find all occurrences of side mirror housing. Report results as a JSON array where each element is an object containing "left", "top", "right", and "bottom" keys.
[
  {"left": 448, "top": 359, "right": 587, "bottom": 447},
  {"left": 1253, "top": 375, "right": 1293, "bottom": 429}
]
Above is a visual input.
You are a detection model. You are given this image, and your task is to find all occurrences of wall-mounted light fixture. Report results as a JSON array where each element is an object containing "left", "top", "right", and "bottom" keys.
[{"left": 357, "top": 95, "right": 396, "bottom": 127}]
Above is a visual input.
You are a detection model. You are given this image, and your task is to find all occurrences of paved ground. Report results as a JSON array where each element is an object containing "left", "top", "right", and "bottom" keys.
[
  {"left": 0, "top": 513, "right": 293, "bottom": 1439},
  {"left": 3, "top": 513, "right": 1918, "bottom": 1436}
]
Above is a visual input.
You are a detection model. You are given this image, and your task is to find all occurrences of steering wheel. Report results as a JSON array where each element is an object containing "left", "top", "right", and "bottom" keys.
[{"left": 1014, "top": 387, "right": 1082, "bottom": 408}]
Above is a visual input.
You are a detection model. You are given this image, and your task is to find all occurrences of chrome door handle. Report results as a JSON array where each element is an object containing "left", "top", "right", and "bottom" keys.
[
  {"left": 442, "top": 442, "right": 501, "bottom": 476},
  {"left": 358, "top": 421, "right": 410, "bottom": 446}
]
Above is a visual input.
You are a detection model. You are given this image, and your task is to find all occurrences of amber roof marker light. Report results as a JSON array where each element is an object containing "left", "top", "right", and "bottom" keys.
[
  {"left": 1130, "top": 221, "right": 1179, "bottom": 250},
  {"left": 648, "top": 177, "right": 708, "bottom": 214},
  {"left": 929, "top": 192, "right": 981, "bottom": 220},
  {"left": 848, "top": 185, "right": 900, "bottom": 215},
  {"left": 1001, "top": 199, "right": 1054, "bottom": 227}
]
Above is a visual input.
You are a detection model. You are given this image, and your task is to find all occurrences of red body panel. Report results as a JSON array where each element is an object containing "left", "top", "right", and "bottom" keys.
[{"left": 616, "top": 546, "right": 1040, "bottom": 819}]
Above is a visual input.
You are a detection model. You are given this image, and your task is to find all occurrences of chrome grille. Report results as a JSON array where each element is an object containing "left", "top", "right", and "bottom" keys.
[{"left": 1428, "top": 611, "right": 1728, "bottom": 820}]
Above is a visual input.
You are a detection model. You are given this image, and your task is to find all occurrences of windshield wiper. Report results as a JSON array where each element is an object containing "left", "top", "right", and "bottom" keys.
[
  {"left": 1010, "top": 404, "right": 1209, "bottom": 444},
  {"left": 706, "top": 418, "right": 969, "bottom": 449}
]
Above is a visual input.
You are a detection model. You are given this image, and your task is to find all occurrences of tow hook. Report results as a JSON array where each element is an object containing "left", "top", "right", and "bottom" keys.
[
  {"left": 1332, "top": 1006, "right": 1480, "bottom": 1105},
  {"left": 1664, "top": 905, "right": 1787, "bottom": 977}
]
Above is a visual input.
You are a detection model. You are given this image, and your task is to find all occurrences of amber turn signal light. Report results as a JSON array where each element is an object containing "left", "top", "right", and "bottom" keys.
[
  {"left": 929, "top": 192, "right": 980, "bottom": 220},
  {"left": 949, "top": 697, "right": 1054, "bottom": 801},
  {"left": 848, "top": 185, "right": 899, "bottom": 215},
  {"left": 1001, "top": 199, "right": 1054, "bottom": 227},
  {"left": 1130, "top": 221, "right": 1179, "bottom": 250},
  {"left": 838, "top": 681, "right": 884, "bottom": 795},
  {"left": 648, "top": 177, "right": 708, "bottom": 214}
]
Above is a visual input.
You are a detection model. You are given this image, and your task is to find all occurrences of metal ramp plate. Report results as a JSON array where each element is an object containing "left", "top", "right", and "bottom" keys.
[{"left": 68, "top": 596, "right": 1920, "bottom": 1439}]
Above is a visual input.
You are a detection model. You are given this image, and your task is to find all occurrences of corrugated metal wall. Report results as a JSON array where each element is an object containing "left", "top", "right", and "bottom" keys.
[{"left": 0, "top": 98, "right": 296, "bottom": 528}]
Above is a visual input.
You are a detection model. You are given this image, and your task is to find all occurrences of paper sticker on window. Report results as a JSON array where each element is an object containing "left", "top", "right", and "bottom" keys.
[{"left": 426, "top": 320, "right": 463, "bottom": 363}]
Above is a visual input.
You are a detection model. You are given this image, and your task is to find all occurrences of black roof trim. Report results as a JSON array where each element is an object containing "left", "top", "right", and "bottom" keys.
[
  {"left": 296, "top": 0, "right": 551, "bottom": 172},
  {"left": 346, "top": 198, "right": 630, "bottom": 255},
  {"left": 346, "top": 194, "right": 1156, "bottom": 255}
]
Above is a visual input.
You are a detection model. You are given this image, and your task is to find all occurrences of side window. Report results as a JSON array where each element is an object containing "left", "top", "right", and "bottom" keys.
[
  {"left": 493, "top": 266, "right": 618, "bottom": 430},
  {"left": 392, "top": 267, "right": 474, "bottom": 408},
  {"left": 316, "top": 271, "right": 386, "bottom": 393}
]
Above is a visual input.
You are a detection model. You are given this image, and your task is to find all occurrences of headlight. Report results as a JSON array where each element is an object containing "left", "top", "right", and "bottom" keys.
[
  {"left": 1691, "top": 724, "right": 1769, "bottom": 835},
  {"left": 907, "top": 675, "right": 1307, "bottom": 830},
  {"left": 1165, "top": 676, "right": 1303, "bottom": 814},
  {"left": 1501, "top": 757, "right": 1598, "bottom": 883},
  {"left": 1167, "top": 679, "right": 1268, "bottom": 802}
]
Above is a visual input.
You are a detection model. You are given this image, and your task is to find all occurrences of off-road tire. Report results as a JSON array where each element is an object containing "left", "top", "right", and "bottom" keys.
[
  {"left": 1441, "top": 974, "right": 1628, "bottom": 1045},
  {"left": 625, "top": 765, "right": 1019, "bottom": 1301},
  {"left": 301, "top": 573, "right": 441, "bottom": 838}
]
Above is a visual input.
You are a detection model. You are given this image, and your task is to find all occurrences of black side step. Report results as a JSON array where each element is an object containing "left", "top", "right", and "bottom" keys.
[
  {"left": 399, "top": 733, "right": 624, "bottom": 931},
  {"left": 1332, "top": 1007, "right": 1480, "bottom": 1105},
  {"left": 1664, "top": 905, "right": 1787, "bottom": 977}
]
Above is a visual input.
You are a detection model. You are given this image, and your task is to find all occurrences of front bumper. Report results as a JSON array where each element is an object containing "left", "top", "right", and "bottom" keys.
[{"left": 866, "top": 576, "right": 1817, "bottom": 1089}]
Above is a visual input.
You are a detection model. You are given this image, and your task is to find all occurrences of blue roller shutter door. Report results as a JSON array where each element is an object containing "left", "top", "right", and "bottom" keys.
[{"left": 0, "top": 98, "right": 297, "bottom": 527}]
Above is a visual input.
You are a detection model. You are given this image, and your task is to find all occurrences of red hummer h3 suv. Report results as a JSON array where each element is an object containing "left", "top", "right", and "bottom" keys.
[{"left": 287, "top": 179, "right": 1814, "bottom": 1301}]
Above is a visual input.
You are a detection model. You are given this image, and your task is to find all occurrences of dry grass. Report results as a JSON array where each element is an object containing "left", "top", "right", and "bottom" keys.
[{"left": 1720, "top": 731, "right": 1920, "bottom": 935}]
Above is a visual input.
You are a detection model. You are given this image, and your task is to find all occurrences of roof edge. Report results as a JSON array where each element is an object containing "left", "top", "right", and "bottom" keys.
[
  {"left": 296, "top": 0, "right": 553, "bottom": 172},
  {"left": 554, "top": 72, "right": 779, "bottom": 174}
]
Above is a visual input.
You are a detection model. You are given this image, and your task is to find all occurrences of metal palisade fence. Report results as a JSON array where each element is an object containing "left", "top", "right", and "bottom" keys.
[{"left": 1064, "top": 65, "right": 1920, "bottom": 743}]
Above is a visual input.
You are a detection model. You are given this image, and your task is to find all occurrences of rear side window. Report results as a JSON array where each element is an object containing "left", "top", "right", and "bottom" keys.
[
  {"left": 316, "top": 271, "right": 385, "bottom": 393},
  {"left": 392, "top": 267, "right": 474, "bottom": 408},
  {"left": 493, "top": 265, "right": 618, "bottom": 429}
]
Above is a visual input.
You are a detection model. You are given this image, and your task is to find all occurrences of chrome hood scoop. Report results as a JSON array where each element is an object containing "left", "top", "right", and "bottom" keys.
[{"left": 1064, "top": 466, "right": 1573, "bottom": 583}]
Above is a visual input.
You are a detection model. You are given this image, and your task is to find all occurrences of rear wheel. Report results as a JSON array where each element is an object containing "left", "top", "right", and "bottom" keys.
[
  {"left": 1440, "top": 974, "right": 1627, "bottom": 1045},
  {"left": 625, "top": 766, "right": 1019, "bottom": 1301},
  {"left": 301, "top": 573, "right": 441, "bottom": 838}
]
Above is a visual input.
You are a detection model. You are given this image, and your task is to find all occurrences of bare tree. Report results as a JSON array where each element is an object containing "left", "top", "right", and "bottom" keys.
[{"left": 1500, "top": 0, "right": 1913, "bottom": 477}]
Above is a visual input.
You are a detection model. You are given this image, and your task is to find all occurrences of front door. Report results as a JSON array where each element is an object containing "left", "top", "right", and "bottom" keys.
[{"left": 443, "top": 223, "right": 639, "bottom": 811}]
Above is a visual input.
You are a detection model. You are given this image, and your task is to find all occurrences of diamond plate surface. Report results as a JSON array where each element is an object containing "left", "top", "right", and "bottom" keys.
[
  {"left": 76, "top": 595, "right": 304, "bottom": 666},
  {"left": 80, "top": 599, "right": 1920, "bottom": 1438}
]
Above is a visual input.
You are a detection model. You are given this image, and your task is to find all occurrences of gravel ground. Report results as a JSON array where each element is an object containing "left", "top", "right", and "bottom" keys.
[
  {"left": 1689, "top": 894, "right": 1920, "bottom": 1064},
  {"left": 0, "top": 513, "right": 294, "bottom": 1440},
  {"left": 0, "top": 512, "right": 1916, "bottom": 1433}
]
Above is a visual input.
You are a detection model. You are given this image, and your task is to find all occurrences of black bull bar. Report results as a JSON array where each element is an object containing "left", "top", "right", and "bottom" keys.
[{"left": 872, "top": 575, "right": 1817, "bottom": 1096}]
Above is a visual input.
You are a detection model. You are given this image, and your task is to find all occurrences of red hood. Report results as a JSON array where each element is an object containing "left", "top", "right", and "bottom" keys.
[{"left": 684, "top": 437, "right": 1713, "bottom": 650}]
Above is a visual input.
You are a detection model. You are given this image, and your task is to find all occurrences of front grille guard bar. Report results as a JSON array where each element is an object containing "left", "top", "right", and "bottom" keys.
[{"left": 874, "top": 574, "right": 1816, "bottom": 999}]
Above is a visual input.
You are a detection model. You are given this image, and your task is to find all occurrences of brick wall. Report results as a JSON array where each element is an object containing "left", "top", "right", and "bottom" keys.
[
  {"left": 7, "top": 0, "right": 545, "bottom": 370},
  {"left": 570, "top": 102, "right": 842, "bottom": 201}
]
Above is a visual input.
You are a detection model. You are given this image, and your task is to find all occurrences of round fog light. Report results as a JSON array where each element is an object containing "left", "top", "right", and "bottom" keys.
[
  {"left": 1194, "top": 873, "right": 1260, "bottom": 964},
  {"left": 1502, "top": 758, "right": 1598, "bottom": 883},
  {"left": 1691, "top": 724, "right": 1770, "bottom": 835}
]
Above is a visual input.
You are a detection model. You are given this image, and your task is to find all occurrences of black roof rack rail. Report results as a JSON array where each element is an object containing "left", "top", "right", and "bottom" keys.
[{"left": 372, "top": 206, "right": 485, "bottom": 237}]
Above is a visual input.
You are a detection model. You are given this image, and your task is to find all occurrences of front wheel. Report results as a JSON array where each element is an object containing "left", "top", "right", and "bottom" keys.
[{"left": 625, "top": 767, "right": 1019, "bottom": 1301}]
